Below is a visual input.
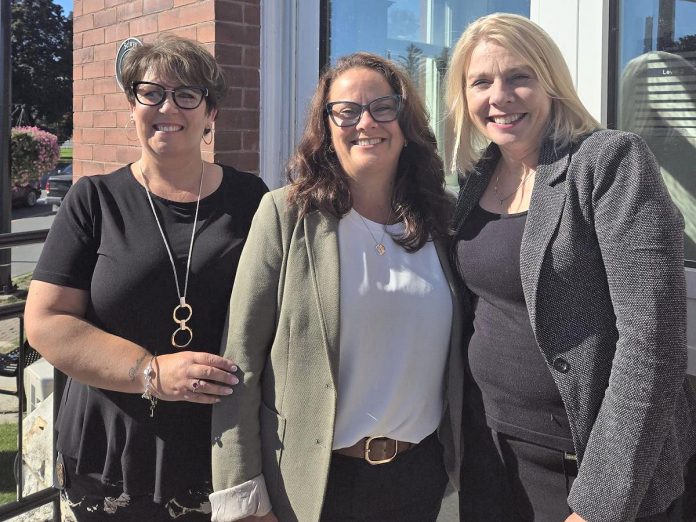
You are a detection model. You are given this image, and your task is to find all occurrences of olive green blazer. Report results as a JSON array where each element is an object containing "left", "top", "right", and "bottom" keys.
[{"left": 211, "top": 187, "right": 464, "bottom": 522}]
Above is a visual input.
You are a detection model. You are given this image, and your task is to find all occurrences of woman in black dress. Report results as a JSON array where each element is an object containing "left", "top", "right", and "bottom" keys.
[{"left": 24, "top": 34, "right": 267, "bottom": 521}]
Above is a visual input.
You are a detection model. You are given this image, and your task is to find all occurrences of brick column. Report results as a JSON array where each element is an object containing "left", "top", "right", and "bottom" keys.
[{"left": 72, "top": 0, "right": 260, "bottom": 180}]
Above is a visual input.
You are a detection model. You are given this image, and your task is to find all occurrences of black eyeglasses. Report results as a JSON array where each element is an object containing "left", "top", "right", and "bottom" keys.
[
  {"left": 132, "top": 81, "right": 208, "bottom": 110},
  {"left": 326, "top": 95, "right": 402, "bottom": 127}
]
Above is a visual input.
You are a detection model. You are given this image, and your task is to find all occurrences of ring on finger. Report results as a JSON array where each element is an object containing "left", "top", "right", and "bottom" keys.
[{"left": 192, "top": 378, "right": 203, "bottom": 393}]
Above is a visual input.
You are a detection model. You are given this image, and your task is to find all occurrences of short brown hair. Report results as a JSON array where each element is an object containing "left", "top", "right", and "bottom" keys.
[
  {"left": 121, "top": 34, "right": 227, "bottom": 115},
  {"left": 287, "top": 52, "right": 453, "bottom": 251}
]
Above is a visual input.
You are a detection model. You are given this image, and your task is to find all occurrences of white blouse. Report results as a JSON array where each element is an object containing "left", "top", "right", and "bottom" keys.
[{"left": 333, "top": 209, "right": 453, "bottom": 449}]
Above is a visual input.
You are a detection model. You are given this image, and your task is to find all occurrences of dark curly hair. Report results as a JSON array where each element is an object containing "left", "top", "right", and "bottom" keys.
[{"left": 287, "top": 52, "right": 453, "bottom": 251}]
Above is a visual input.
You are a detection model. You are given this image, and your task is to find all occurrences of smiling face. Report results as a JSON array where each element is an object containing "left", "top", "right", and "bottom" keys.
[
  {"left": 130, "top": 71, "right": 216, "bottom": 160},
  {"left": 327, "top": 67, "right": 405, "bottom": 185},
  {"left": 465, "top": 40, "right": 552, "bottom": 162}
]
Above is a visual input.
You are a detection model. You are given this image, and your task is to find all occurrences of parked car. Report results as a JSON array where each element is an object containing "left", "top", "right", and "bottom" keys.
[
  {"left": 45, "top": 164, "right": 73, "bottom": 203},
  {"left": 11, "top": 180, "right": 41, "bottom": 207},
  {"left": 41, "top": 162, "right": 72, "bottom": 189}
]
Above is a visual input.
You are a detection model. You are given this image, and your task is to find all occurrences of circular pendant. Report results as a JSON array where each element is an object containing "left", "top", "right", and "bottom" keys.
[
  {"left": 173, "top": 303, "right": 193, "bottom": 322},
  {"left": 171, "top": 325, "right": 193, "bottom": 348}
]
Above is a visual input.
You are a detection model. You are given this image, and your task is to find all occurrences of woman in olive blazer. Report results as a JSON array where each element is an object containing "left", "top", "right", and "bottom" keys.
[
  {"left": 210, "top": 52, "right": 463, "bottom": 522},
  {"left": 210, "top": 190, "right": 464, "bottom": 521}
]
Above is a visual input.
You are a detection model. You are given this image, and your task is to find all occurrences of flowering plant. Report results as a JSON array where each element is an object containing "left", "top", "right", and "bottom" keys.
[{"left": 10, "top": 126, "right": 60, "bottom": 185}]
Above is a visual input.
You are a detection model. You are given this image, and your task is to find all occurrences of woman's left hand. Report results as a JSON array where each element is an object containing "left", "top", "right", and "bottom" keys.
[
  {"left": 153, "top": 351, "right": 239, "bottom": 403},
  {"left": 564, "top": 513, "right": 587, "bottom": 522}
]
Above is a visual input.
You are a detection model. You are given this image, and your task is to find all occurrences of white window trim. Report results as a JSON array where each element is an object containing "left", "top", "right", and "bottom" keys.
[
  {"left": 531, "top": 0, "right": 609, "bottom": 125},
  {"left": 686, "top": 268, "right": 696, "bottom": 375},
  {"left": 260, "top": 0, "right": 320, "bottom": 190}
]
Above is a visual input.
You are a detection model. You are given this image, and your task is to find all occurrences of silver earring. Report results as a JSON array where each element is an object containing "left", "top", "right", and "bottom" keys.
[
  {"left": 202, "top": 128, "right": 213, "bottom": 145},
  {"left": 125, "top": 118, "right": 138, "bottom": 142}
]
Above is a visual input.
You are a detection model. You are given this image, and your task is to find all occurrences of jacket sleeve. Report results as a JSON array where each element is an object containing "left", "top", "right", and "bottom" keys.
[
  {"left": 567, "top": 132, "right": 687, "bottom": 521},
  {"left": 210, "top": 192, "right": 285, "bottom": 521}
]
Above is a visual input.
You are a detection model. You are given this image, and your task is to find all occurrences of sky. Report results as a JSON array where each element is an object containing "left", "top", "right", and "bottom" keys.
[{"left": 54, "top": 0, "right": 72, "bottom": 16}]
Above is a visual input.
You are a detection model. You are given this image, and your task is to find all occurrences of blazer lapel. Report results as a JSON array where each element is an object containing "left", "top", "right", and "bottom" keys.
[
  {"left": 304, "top": 210, "right": 341, "bottom": 385},
  {"left": 453, "top": 144, "right": 500, "bottom": 234},
  {"left": 434, "top": 237, "right": 464, "bottom": 460},
  {"left": 520, "top": 140, "right": 571, "bottom": 328}
]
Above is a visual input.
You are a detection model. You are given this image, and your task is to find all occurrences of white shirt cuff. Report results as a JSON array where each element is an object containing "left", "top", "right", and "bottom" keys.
[{"left": 209, "top": 474, "right": 272, "bottom": 521}]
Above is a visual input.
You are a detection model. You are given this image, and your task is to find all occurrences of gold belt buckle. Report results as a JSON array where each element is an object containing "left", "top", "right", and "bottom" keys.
[{"left": 364, "top": 436, "right": 398, "bottom": 465}]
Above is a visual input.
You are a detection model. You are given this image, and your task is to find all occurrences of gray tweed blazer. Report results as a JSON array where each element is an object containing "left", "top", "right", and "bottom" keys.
[{"left": 454, "top": 129, "right": 696, "bottom": 521}]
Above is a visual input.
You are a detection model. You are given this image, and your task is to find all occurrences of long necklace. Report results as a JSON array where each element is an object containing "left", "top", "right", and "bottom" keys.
[
  {"left": 357, "top": 207, "right": 393, "bottom": 256},
  {"left": 493, "top": 169, "right": 533, "bottom": 207},
  {"left": 139, "top": 161, "right": 205, "bottom": 349}
]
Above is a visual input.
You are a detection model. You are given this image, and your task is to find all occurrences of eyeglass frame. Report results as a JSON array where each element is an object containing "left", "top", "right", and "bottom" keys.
[
  {"left": 325, "top": 94, "right": 403, "bottom": 127},
  {"left": 131, "top": 81, "right": 209, "bottom": 110}
]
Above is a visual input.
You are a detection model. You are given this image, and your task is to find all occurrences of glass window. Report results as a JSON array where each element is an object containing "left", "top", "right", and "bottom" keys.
[
  {"left": 615, "top": 0, "right": 696, "bottom": 264},
  {"left": 324, "top": 0, "right": 531, "bottom": 184}
]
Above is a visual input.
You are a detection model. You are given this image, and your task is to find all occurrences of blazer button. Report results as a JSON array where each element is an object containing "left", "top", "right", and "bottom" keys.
[{"left": 553, "top": 357, "right": 570, "bottom": 373}]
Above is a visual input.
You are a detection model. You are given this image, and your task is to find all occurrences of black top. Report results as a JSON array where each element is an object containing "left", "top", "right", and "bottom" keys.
[
  {"left": 455, "top": 205, "right": 573, "bottom": 451},
  {"left": 33, "top": 164, "right": 268, "bottom": 502}
]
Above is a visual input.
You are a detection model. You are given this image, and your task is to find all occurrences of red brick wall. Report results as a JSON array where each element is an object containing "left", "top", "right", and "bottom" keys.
[{"left": 71, "top": 0, "right": 260, "bottom": 179}]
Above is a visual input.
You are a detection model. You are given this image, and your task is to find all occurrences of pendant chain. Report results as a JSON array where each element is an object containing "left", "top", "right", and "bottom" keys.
[
  {"left": 357, "top": 207, "right": 393, "bottom": 256},
  {"left": 139, "top": 161, "right": 205, "bottom": 349},
  {"left": 493, "top": 169, "right": 533, "bottom": 206}
]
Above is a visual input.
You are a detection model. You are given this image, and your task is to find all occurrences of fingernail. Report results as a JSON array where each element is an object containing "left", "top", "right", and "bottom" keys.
[
  {"left": 230, "top": 365, "right": 238, "bottom": 372},
  {"left": 215, "top": 398, "right": 221, "bottom": 403},
  {"left": 231, "top": 376, "right": 239, "bottom": 385},
  {"left": 224, "top": 388, "right": 234, "bottom": 395}
]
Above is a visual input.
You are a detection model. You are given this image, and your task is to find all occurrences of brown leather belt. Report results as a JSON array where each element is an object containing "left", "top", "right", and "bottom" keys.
[{"left": 334, "top": 436, "right": 415, "bottom": 465}]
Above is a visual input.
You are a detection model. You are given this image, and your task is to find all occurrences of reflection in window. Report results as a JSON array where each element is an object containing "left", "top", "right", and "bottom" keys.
[
  {"left": 617, "top": 0, "right": 696, "bottom": 263},
  {"left": 325, "top": 0, "right": 531, "bottom": 184}
]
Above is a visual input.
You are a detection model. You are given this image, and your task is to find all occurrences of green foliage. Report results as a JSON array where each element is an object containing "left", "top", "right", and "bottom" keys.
[
  {"left": 11, "top": 0, "right": 72, "bottom": 141},
  {"left": 0, "top": 423, "right": 18, "bottom": 504},
  {"left": 11, "top": 127, "right": 60, "bottom": 185}
]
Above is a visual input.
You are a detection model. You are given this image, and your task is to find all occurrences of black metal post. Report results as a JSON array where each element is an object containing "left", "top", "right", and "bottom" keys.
[{"left": 0, "top": 0, "right": 13, "bottom": 293}]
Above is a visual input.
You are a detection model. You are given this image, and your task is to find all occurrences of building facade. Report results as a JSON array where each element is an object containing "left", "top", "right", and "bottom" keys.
[{"left": 72, "top": 0, "right": 696, "bottom": 374}]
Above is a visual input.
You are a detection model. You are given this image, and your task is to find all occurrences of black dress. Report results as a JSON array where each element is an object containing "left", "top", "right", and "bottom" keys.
[
  {"left": 455, "top": 204, "right": 575, "bottom": 522},
  {"left": 32, "top": 165, "right": 267, "bottom": 514}
]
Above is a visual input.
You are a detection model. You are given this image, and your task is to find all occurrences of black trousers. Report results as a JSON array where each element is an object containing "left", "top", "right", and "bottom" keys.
[
  {"left": 320, "top": 432, "right": 448, "bottom": 522},
  {"left": 459, "top": 427, "right": 685, "bottom": 522}
]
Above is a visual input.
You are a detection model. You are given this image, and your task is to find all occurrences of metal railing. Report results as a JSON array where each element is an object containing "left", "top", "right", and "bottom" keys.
[{"left": 0, "top": 229, "right": 61, "bottom": 522}]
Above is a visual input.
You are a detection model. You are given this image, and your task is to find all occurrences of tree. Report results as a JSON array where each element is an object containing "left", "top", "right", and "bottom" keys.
[
  {"left": 11, "top": 0, "right": 72, "bottom": 141},
  {"left": 435, "top": 47, "right": 449, "bottom": 82},
  {"left": 397, "top": 43, "right": 424, "bottom": 88}
]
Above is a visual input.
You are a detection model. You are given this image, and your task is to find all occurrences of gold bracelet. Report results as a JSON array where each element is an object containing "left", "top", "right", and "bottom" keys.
[{"left": 141, "top": 354, "right": 158, "bottom": 417}]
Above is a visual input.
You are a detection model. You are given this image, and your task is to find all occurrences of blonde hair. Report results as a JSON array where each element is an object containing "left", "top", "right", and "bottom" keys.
[{"left": 444, "top": 13, "right": 600, "bottom": 173}]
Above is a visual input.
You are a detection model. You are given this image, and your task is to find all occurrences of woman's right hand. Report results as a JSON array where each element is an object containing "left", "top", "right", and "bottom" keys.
[{"left": 153, "top": 351, "right": 239, "bottom": 404}]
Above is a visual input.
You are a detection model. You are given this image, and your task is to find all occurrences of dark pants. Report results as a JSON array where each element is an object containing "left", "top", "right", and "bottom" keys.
[
  {"left": 320, "top": 432, "right": 448, "bottom": 522},
  {"left": 59, "top": 454, "right": 212, "bottom": 522},
  {"left": 459, "top": 427, "right": 685, "bottom": 522}
]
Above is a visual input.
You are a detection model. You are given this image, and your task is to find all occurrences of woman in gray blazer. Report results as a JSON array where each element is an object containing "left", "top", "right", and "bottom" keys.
[
  {"left": 445, "top": 13, "right": 696, "bottom": 522},
  {"left": 210, "top": 52, "right": 464, "bottom": 522}
]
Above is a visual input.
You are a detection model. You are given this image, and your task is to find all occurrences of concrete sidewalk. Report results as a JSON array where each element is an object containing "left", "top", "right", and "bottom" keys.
[{"left": 0, "top": 376, "right": 19, "bottom": 424}]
